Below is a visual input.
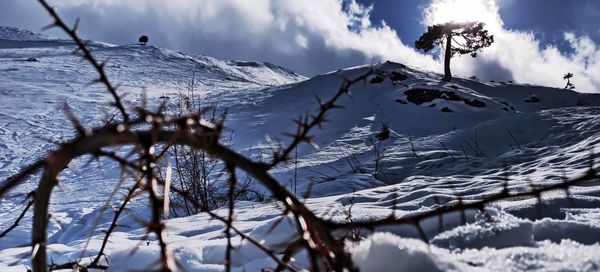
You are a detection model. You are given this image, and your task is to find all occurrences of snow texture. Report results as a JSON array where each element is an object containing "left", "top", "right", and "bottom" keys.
[{"left": 1, "top": 26, "right": 600, "bottom": 271}]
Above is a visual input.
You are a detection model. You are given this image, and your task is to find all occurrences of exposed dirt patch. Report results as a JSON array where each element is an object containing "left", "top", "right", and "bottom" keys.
[
  {"left": 464, "top": 99, "right": 486, "bottom": 108},
  {"left": 524, "top": 96, "right": 540, "bottom": 103},
  {"left": 390, "top": 71, "right": 408, "bottom": 82},
  {"left": 370, "top": 76, "right": 385, "bottom": 84},
  {"left": 404, "top": 88, "right": 461, "bottom": 105},
  {"left": 404, "top": 88, "right": 486, "bottom": 108}
]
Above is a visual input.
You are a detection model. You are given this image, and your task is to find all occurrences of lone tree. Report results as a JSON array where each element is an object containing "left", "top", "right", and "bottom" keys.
[
  {"left": 563, "top": 72, "right": 575, "bottom": 90},
  {"left": 138, "top": 35, "right": 149, "bottom": 45},
  {"left": 415, "top": 22, "right": 494, "bottom": 81}
]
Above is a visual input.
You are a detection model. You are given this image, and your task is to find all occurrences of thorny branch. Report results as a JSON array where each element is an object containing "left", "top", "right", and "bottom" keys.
[
  {"left": 225, "top": 163, "right": 236, "bottom": 272},
  {"left": 0, "top": 192, "right": 34, "bottom": 239},
  {"left": 38, "top": 0, "right": 130, "bottom": 124},
  {"left": 326, "top": 167, "right": 600, "bottom": 232},
  {"left": 0, "top": 1, "right": 598, "bottom": 271},
  {"left": 91, "top": 183, "right": 141, "bottom": 267},
  {"left": 269, "top": 72, "right": 373, "bottom": 168}
]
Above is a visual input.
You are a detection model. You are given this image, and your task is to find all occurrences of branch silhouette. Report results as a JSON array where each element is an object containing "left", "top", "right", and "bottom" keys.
[{"left": 0, "top": 2, "right": 597, "bottom": 272}]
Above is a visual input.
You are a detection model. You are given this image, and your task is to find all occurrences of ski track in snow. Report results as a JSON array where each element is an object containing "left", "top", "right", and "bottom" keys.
[{"left": 1, "top": 26, "right": 600, "bottom": 271}]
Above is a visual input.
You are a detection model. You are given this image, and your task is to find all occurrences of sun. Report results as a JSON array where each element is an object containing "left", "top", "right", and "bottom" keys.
[{"left": 424, "top": 0, "right": 502, "bottom": 30}]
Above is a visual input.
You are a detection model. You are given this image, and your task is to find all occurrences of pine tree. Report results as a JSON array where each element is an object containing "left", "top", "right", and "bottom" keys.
[{"left": 415, "top": 22, "right": 494, "bottom": 82}]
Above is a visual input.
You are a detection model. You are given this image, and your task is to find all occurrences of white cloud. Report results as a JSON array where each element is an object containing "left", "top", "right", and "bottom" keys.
[
  {"left": 424, "top": 0, "right": 600, "bottom": 92},
  {"left": 27, "top": 0, "right": 437, "bottom": 76},
  {"left": 0, "top": 0, "right": 598, "bottom": 92}
]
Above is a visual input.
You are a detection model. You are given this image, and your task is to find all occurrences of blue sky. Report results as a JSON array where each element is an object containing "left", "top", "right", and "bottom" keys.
[
  {"left": 359, "top": 0, "right": 600, "bottom": 53},
  {"left": 1, "top": 0, "right": 599, "bottom": 92}
]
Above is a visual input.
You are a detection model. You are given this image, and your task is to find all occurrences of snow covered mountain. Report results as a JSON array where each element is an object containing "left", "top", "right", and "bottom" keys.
[
  {"left": 1, "top": 26, "right": 600, "bottom": 271},
  {"left": 0, "top": 26, "right": 305, "bottom": 187}
]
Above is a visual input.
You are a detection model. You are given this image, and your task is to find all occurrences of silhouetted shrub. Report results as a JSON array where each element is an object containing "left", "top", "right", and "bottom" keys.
[
  {"left": 375, "top": 123, "right": 390, "bottom": 141},
  {"left": 138, "top": 35, "right": 149, "bottom": 45},
  {"left": 563, "top": 73, "right": 575, "bottom": 90}
]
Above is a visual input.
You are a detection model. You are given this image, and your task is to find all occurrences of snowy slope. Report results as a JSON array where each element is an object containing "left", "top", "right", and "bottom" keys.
[
  {"left": 0, "top": 26, "right": 305, "bottom": 191},
  {"left": 1, "top": 26, "right": 600, "bottom": 271}
]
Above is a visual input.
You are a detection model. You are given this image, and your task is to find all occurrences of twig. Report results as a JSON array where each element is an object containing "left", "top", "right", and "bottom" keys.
[
  {"left": 141, "top": 136, "right": 174, "bottom": 271},
  {"left": 507, "top": 129, "right": 522, "bottom": 149},
  {"left": 0, "top": 193, "right": 34, "bottom": 239},
  {"left": 438, "top": 140, "right": 455, "bottom": 160},
  {"left": 225, "top": 163, "right": 236, "bottom": 272},
  {"left": 326, "top": 168, "right": 599, "bottom": 230},
  {"left": 91, "top": 183, "right": 141, "bottom": 266},
  {"left": 269, "top": 71, "right": 374, "bottom": 168},
  {"left": 0, "top": 160, "right": 44, "bottom": 197}
]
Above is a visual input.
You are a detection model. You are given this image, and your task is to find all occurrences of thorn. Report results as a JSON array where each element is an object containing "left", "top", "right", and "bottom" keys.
[
  {"left": 564, "top": 188, "right": 575, "bottom": 207},
  {"left": 41, "top": 23, "right": 58, "bottom": 32},
  {"left": 330, "top": 103, "right": 345, "bottom": 109},
  {"left": 102, "top": 56, "right": 112, "bottom": 67},
  {"left": 282, "top": 132, "right": 297, "bottom": 139},
  {"left": 535, "top": 194, "right": 543, "bottom": 219},
  {"left": 72, "top": 17, "right": 80, "bottom": 32},
  {"left": 414, "top": 221, "right": 428, "bottom": 242},
  {"left": 84, "top": 78, "right": 103, "bottom": 88},
  {"left": 292, "top": 118, "right": 303, "bottom": 127},
  {"left": 314, "top": 95, "right": 323, "bottom": 106},
  {"left": 458, "top": 197, "right": 466, "bottom": 224}
]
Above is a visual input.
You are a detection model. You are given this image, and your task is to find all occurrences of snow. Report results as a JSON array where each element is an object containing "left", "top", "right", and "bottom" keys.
[
  {"left": 0, "top": 26, "right": 55, "bottom": 42},
  {"left": 1, "top": 26, "right": 600, "bottom": 271},
  {"left": 431, "top": 208, "right": 535, "bottom": 250},
  {"left": 351, "top": 233, "right": 466, "bottom": 272}
]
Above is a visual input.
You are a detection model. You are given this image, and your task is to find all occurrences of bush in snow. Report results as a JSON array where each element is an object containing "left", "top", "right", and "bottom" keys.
[{"left": 166, "top": 64, "right": 263, "bottom": 216}]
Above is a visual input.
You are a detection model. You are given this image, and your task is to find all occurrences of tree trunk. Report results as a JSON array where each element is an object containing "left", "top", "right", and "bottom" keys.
[{"left": 443, "top": 33, "right": 452, "bottom": 82}]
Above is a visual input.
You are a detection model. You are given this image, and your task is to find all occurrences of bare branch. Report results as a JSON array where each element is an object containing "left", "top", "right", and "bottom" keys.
[
  {"left": 0, "top": 193, "right": 34, "bottom": 239},
  {"left": 269, "top": 71, "right": 374, "bottom": 168},
  {"left": 38, "top": 0, "right": 130, "bottom": 124}
]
